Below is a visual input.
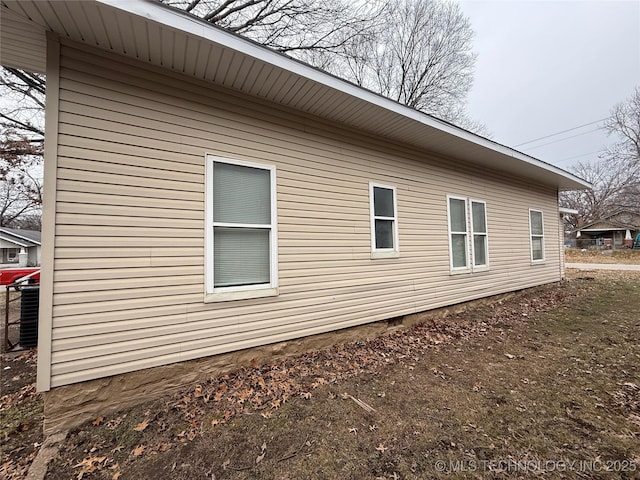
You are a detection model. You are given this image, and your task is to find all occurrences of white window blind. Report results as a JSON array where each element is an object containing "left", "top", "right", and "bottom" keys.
[
  {"left": 213, "top": 162, "right": 270, "bottom": 224},
  {"left": 209, "top": 159, "right": 275, "bottom": 290}
]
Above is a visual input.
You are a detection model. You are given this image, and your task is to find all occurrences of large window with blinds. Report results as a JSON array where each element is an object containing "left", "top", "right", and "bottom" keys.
[{"left": 205, "top": 156, "right": 278, "bottom": 300}]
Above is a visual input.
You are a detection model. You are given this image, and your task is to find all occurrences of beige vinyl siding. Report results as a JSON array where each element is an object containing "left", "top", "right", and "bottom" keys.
[
  {"left": 46, "top": 39, "right": 562, "bottom": 388},
  {"left": 0, "top": 7, "right": 46, "bottom": 73}
]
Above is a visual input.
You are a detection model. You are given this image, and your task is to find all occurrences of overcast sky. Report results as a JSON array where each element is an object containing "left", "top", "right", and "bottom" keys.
[{"left": 458, "top": 0, "right": 640, "bottom": 170}]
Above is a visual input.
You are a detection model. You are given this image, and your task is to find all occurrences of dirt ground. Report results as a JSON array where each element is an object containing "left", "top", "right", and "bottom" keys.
[
  {"left": 0, "top": 289, "right": 22, "bottom": 353},
  {"left": 0, "top": 349, "right": 42, "bottom": 479},
  {"left": 2, "top": 270, "right": 639, "bottom": 479},
  {"left": 565, "top": 248, "right": 640, "bottom": 264}
]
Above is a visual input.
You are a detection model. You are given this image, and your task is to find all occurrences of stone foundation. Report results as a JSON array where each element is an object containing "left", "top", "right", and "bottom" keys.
[{"left": 43, "top": 291, "right": 518, "bottom": 434}]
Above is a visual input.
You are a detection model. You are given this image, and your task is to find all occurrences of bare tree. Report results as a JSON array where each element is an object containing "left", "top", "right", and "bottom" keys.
[
  {"left": 162, "top": 0, "right": 383, "bottom": 64},
  {"left": 0, "top": 133, "right": 43, "bottom": 227},
  {"left": 336, "top": 0, "right": 479, "bottom": 128},
  {"left": 561, "top": 160, "right": 639, "bottom": 230},
  {"left": 0, "top": 162, "right": 43, "bottom": 227},
  {"left": 561, "top": 87, "right": 640, "bottom": 228},
  {"left": 1, "top": 67, "right": 45, "bottom": 227},
  {"left": 603, "top": 86, "right": 640, "bottom": 167},
  {"left": 0, "top": 68, "right": 45, "bottom": 141},
  {"left": 163, "top": 0, "right": 485, "bottom": 131}
]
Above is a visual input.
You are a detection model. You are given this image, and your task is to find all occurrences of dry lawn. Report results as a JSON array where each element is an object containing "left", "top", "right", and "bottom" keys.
[
  {"left": 565, "top": 248, "right": 640, "bottom": 265},
  {"left": 2, "top": 270, "right": 639, "bottom": 479}
]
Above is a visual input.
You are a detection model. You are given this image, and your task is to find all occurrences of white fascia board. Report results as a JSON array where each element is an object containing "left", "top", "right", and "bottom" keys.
[
  {"left": 97, "top": 0, "right": 591, "bottom": 190},
  {"left": 580, "top": 228, "right": 629, "bottom": 232},
  {"left": 0, "top": 229, "right": 41, "bottom": 245},
  {"left": 0, "top": 235, "right": 30, "bottom": 247},
  {"left": 559, "top": 207, "right": 579, "bottom": 215}
]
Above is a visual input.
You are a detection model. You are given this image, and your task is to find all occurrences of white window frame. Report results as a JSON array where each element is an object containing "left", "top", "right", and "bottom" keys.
[
  {"left": 447, "top": 195, "right": 470, "bottom": 273},
  {"left": 369, "top": 182, "right": 399, "bottom": 258},
  {"left": 470, "top": 199, "right": 489, "bottom": 270},
  {"left": 529, "top": 208, "right": 545, "bottom": 263},
  {"left": 205, "top": 155, "right": 279, "bottom": 302}
]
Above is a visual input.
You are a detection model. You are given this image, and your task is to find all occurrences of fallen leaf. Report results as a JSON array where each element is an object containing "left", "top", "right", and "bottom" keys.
[
  {"left": 256, "top": 442, "right": 267, "bottom": 463},
  {"left": 112, "top": 472, "right": 122, "bottom": 480},
  {"left": 106, "top": 417, "right": 123, "bottom": 430},
  {"left": 133, "top": 419, "right": 149, "bottom": 432},
  {"left": 92, "top": 416, "right": 104, "bottom": 426},
  {"left": 132, "top": 445, "right": 145, "bottom": 457},
  {"left": 505, "top": 354, "right": 515, "bottom": 359},
  {"left": 376, "top": 444, "right": 388, "bottom": 453},
  {"left": 349, "top": 427, "right": 358, "bottom": 434}
]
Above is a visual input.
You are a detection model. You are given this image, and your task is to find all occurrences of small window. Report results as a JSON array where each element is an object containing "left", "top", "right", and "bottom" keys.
[
  {"left": 369, "top": 183, "right": 399, "bottom": 257},
  {"left": 6, "top": 248, "right": 19, "bottom": 262},
  {"left": 529, "top": 209, "right": 544, "bottom": 262},
  {"left": 205, "top": 156, "right": 278, "bottom": 300},
  {"left": 471, "top": 200, "right": 488, "bottom": 268},
  {"left": 447, "top": 196, "right": 469, "bottom": 270}
]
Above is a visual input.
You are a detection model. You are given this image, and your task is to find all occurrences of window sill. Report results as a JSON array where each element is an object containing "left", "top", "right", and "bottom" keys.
[
  {"left": 371, "top": 251, "right": 400, "bottom": 259},
  {"left": 530, "top": 260, "right": 546, "bottom": 266},
  {"left": 472, "top": 266, "right": 490, "bottom": 273},
  {"left": 450, "top": 268, "right": 471, "bottom": 275},
  {"left": 205, "top": 287, "right": 279, "bottom": 303}
]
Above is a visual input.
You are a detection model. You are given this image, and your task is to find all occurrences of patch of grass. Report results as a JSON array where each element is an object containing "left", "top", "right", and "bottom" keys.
[
  {"left": 565, "top": 248, "right": 640, "bottom": 264},
  {"left": 40, "top": 271, "right": 640, "bottom": 479}
]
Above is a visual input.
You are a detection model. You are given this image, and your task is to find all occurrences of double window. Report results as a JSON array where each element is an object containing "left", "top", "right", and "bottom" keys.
[
  {"left": 529, "top": 209, "right": 545, "bottom": 262},
  {"left": 205, "top": 156, "right": 278, "bottom": 300},
  {"left": 369, "top": 183, "right": 399, "bottom": 257},
  {"left": 447, "top": 196, "right": 488, "bottom": 272}
]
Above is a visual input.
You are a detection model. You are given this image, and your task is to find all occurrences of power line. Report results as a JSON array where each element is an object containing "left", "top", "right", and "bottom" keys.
[
  {"left": 552, "top": 150, "right": 602, "bottom": 164},
  {"left": 514, "top": 117, "right": 609, "bottom": 147},
  {"left": 522, "top": 127, "right": 601, "bottom": 151}
]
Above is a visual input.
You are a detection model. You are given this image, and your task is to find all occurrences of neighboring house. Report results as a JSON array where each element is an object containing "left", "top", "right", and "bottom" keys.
[
  {"left": 1, "top": 0, "right": 590, "bottom": 431},
  {"left": 0, "top": 227, "right": 42, "bottom": 266},
  {"left": 575, "top": 210, "right": 640, "bottom": 249}
]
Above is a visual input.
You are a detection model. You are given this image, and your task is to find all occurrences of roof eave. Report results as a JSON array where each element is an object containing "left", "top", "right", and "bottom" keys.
[{"left": 2, "top": 0, "right": 592, "bottom": 191}]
